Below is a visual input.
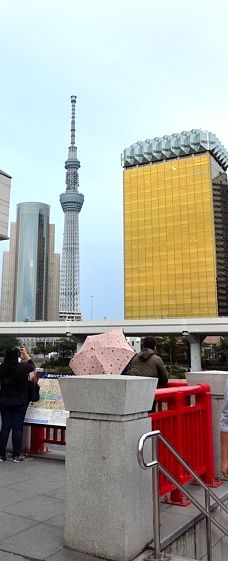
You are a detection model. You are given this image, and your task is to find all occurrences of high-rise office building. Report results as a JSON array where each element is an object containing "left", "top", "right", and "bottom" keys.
[
  {"left": 0, "top": 202, "right": 60, "bottom": 321},
  {"left": 0, "top": 169, "right": 11, "bottom": 241},
  {"left": 59, "top": 96, "right": 84, "bottom": 321},
  {"left": 122, "top": 129, "right": 228, "bottom": 319}
]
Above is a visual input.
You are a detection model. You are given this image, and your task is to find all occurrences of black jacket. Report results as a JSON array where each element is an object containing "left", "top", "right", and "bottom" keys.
[{"left": 0, "top": 360, "right": 35, "bottom": 405}]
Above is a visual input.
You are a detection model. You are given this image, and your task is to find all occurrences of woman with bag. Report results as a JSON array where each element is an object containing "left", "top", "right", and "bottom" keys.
[{"left": 0, "top": 346, "right": 36, "bottom": 462}]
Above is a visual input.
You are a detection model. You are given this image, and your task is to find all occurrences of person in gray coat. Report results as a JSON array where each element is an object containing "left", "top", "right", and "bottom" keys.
[{"left": 128, "top": 336, "right": 168, "bottom": 388}]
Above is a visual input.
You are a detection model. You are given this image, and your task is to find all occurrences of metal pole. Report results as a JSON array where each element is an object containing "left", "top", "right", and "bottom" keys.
[
  {"left": 152, "top": 434, "right": 161, "bottom": 560},
  {"left": 138, "top": 431, "right": 228, "bottom": 537},
  {"left": 205, "top": 489, "right": 212, "bottom": 561},
  {"left": 159, "top": 463, "right": 228, "bottom": 537},
  {"left": 90, "top": 295, "right": 93, "bottom": 321}
]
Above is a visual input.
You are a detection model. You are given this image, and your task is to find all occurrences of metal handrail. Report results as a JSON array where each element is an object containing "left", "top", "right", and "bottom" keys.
[{"left": 137, "top": 430, "right": 228, "bottom": 561}]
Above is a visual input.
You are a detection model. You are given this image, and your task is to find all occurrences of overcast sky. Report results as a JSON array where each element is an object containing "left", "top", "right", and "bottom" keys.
[{"left": 1, "top": 0, "right": 228, "bottom": 320}]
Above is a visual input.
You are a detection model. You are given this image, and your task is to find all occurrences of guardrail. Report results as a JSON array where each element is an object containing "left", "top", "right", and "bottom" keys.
[
  {"left": 25, "top": 381, "right": 216, "bottom": 507},
  {"left": 149, "top": 383, "right": 216, "bottom": 504},
  {"left": 24, "top": 423, "right": 66, "bottom": 454}
]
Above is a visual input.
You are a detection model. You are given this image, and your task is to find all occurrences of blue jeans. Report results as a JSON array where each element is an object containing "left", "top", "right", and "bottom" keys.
[{"left": 0, "top": 404, "right": 28, "bottom": 457}]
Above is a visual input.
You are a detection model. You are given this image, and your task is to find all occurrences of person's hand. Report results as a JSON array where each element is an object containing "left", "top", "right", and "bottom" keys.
[
  {"left": 221, "top": 459, "right": 228, "bottom": 478},
  {"left": 20, "top": 346, "right": 30, "bottom": 361},
  {"left": 29, "top": 370, "right": 38, "bottom": 382}
]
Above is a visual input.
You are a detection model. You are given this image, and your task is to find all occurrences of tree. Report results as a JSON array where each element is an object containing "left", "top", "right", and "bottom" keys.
[
  {"left": 54, "top": 338, "right": 77, "bottom": 359},
  {"left": 32, "top": 342, "right": 55, "bottom": 358},
  {"left": 214, "top": 337, "right": 228, "bottom": 364},
  {"left": 0, "top": 337, "right": 19, "bottom": 356},
  {"left": 155, "top": 336, "right": 190, "bottom": 367}
]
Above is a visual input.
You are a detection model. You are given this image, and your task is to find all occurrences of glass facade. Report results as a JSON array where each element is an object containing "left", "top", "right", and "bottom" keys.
[
  {"left": 211, "top": 159, "right": 228, "bottom": 315},
  {"left": 14, "top": 203, "right": 50, "bottom": 321},
  {"left": 123, "top": 152, "right": 228, "bottom": 319},
  {"left": 0, "top": 170, "right": 11, "bottom": 241}
]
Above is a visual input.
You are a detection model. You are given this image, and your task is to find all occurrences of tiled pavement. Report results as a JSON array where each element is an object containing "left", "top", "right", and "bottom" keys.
[
  {"left": 0, "top": 454, "right": 123, "bottom": 561},
  {"left": 0, "top": 454, "right": 227, "bottom": 561}
]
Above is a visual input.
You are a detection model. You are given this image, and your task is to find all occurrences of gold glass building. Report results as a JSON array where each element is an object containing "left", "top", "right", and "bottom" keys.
[{"left": 122, "top": 130, "right": 228, "bottom": 319}]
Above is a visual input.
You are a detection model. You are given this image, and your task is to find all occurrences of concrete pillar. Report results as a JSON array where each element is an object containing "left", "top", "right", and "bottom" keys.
[
  {"left": 186, "top": 371, "right": 228, "bottom": 478},
  {"left": 59, "top": 375, "right": 158, "bottom": 561},
  {"left": 69, "top": 335, "right": 85, "bottom": 353},
  {"left": 186, "top": 335, "right": 202, "bottom": 371},
  {"left": 76, "top": 340, "right": 83, "bottom": 352}
]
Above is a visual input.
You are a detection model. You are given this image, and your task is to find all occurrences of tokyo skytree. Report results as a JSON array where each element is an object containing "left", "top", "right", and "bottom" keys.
[{"left": 59, "top": 96, "right": 84, "bottom": 320}]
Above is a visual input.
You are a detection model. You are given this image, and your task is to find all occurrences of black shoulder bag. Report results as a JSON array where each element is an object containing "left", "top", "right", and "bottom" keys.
[{"left": 27, "top": 380, "right": 40, "bottom": 403}]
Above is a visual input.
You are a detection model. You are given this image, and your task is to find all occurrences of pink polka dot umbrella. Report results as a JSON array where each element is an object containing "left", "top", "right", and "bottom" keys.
[{"left": 69, "top": 328, "right": 135, "bottom": 375}]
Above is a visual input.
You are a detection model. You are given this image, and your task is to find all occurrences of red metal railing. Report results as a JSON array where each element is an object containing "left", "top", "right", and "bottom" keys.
[
  {"left": 26, "top": 380, "right": 215, "bottom": 507},
  {"left": 29, "top": 425, "right": 66, "bottom": 454},
  {"left": 150, "top": 383, "right": 216, "bottom": 504},
  {"left": 167, "top": 379, "right": 188, "bottom": 387},
  {"left": 27, "top": 379, "right": 187, "bottom": 453}
]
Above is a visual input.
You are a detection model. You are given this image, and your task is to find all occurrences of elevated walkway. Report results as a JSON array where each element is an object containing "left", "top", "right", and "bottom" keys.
[{"left": 0, "top": 454, "right": 227, "bottom": 561}]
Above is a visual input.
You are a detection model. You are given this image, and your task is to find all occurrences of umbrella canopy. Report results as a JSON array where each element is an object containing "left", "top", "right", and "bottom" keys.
[{"left": 69, "top": 328, "right": 135, "bottom": 375}]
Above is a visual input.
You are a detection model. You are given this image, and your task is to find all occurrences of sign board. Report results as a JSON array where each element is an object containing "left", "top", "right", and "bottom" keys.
[
  {"left": 25, "top": 408, "right": 69, "bottom": 426},
  {"left": 25, "top": 378, "right": 69, "bottom": 426}
]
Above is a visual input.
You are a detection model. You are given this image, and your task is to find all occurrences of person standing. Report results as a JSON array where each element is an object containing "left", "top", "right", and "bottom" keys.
[
  {"left": 128, "top": 336, "right": 168, "bottom": 387},
  {"left": 0, "top": 346, "right": 35, "bottom": 462},
  {"left": 220, "top": 378, "right": 228, "bottom": 478}
]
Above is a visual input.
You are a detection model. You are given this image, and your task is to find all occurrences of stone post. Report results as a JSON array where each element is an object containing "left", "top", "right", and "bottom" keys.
[
  {"left": 59, "top": 375, "right": 157, "bottom": 561},
  {"left": 186, "top": 371, "right": 228, "bottom": 478}
]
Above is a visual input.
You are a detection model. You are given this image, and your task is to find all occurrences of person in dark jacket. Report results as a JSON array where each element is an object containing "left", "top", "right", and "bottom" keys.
[
  {"left": 0, "top": 346, "right": 35, "bottom": 462},
  {"left": 128, "top": 336, "right": 168, "bottom": 388}
]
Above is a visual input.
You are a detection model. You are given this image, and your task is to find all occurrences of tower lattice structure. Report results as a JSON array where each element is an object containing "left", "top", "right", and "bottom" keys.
[{"left": 59, "top": 96, "right": 84, "bottom": 320}]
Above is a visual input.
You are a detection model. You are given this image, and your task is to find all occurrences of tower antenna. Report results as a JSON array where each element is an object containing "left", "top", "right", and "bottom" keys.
[
  {"left": 70, "top": 95, "right": 76, "bottom": 146},
  {"left": 59, "top": 96, "right": 84, "bottom": 320}
]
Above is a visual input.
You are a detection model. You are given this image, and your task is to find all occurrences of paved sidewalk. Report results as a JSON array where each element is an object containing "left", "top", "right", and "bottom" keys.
[
  {"left": 0, "top": 455, "right": 96, "bottom": 561},
  {"left": 0, "top": 455, "right": 227, "bottom": 561}
]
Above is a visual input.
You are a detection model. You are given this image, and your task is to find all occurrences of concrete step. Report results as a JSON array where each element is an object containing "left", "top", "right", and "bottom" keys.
[
  {"left": 170, "top": 557, "right": 196, "bottom": 561},
  {"left": 135, "top": 550, "right": 196, "bottom": 561}
]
